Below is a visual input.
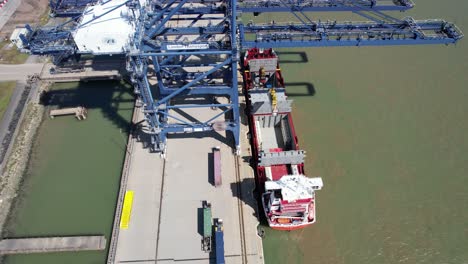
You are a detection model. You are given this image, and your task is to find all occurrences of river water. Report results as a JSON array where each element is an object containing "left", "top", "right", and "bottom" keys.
[
  {"left": 3, "top": 1, "right": 468, "bottom": 263},
  {"left": 260, "top": 1, "right": 468, "bottom": 263},
  {"left": 3, "top": 81, "right": 134, "bottom": 264}
]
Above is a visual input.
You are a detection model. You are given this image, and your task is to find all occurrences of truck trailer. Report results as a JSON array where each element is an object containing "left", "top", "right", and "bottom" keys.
[{"left": 214, "top": 218, "right": 225, "bottom": 264}]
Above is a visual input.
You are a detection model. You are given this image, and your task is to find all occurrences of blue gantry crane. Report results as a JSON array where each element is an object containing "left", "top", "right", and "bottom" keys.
[
  {"left": 20, "top": 0, "right": 463, "bottom": 155},
  {"left": 49, "top": 0, "right": 97, "bottom": 17}
]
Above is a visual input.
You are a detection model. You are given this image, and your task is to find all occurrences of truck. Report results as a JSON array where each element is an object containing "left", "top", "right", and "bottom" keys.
[
  {"left": 202, "top": 201, "right": 212, "bottom": 252},
  {"left": 213, "top": 146, "right": 222, "bottom": 187},
  {"left": 214, "top": 218, "right": 225, "bottom": 264}
]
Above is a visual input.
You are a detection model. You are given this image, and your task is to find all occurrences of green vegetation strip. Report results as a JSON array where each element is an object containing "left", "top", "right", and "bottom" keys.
[
  {"left": 0, "top": 82, "right": 16, "bottom": 121},
  {"left": 0, "top": 42, "right": 29, "bottom": 65}
]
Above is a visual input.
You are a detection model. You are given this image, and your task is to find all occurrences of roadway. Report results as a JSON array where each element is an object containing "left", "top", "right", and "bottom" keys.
[
  {"left": 0, "top": 62, "right": 42, "bottom": 171},
  {"left": 0, "top": 63, "right": 43, "bottom": 81},
  {"left": 0, "top": 80, "right": 25, "bottom": 170},
  {"left": 0, "top": 0, "right": 21, "bottom": 33}
]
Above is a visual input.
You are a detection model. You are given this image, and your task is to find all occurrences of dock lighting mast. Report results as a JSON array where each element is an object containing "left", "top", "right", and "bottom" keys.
[{"left": 20, "top": 0, "right": 463, "bottom": 155}]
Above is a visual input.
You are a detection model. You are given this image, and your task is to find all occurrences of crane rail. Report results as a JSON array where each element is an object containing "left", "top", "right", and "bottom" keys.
[{"left": 233, "top": 155, "right": 248, "bottom": 263}]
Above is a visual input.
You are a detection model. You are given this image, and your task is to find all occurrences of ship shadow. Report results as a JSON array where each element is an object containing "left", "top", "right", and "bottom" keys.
[
  {"left": 229, "top": 178, "right": 259, "bottom": 218},
  {"left": 256, "top": 197, "right": 271, "bottom": 228},
  {"left": 229, "top": 177, "right": 272, "bottom": 231},
  {"left": 239, "top": 102, "right": 248, "bottom": 126}
]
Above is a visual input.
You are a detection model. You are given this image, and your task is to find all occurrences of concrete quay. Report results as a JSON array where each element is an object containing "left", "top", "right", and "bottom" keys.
[
  {"left": 0, "top": 236, "right": 106, "bottom": 254},
  {"left": 108, "top": 96, "right": 264, "bottom": 263}
]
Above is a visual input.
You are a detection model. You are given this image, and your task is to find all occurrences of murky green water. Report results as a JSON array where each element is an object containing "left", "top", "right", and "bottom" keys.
[
  {"left": 2, "top": 2, "right": 468, "bottom": 263},
  {"left": 3, "top": 81, "right": 134, "bottom": 264},
  {"left": 259, "top": 1, "right": 468, "bottom": 264}
]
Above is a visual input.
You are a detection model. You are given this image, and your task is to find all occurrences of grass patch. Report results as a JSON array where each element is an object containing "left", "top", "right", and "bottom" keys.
[
  {"left": 0, "top": 42, "right": 29, "bottom": 64},
  {"left": 39, "top": 7, "right": 51, "bottom": 26},
  {"left": 0, "top": 82, "right": 16, "bottom": 121}
]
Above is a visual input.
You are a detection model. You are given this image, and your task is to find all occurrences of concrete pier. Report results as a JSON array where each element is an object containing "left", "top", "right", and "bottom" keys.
[
  {"left": 50, "top": 106, "right": 88, "bottom": 120},
  {"left": 0, "top": 236, "right": 106, "bottom": 254}
]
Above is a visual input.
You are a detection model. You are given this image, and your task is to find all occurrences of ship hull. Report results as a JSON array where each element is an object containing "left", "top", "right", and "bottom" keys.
[
  {"left": 243, "top": 48, "right": 320, "bottom": 231},
  {"left": 261, "top": 195, "right": 315, "bottom": 231},
  {"left": 270, "top": 223, "right": 312, "bottom": 231}
]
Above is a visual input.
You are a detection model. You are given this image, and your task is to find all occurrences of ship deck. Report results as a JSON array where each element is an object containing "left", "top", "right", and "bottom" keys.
[
  {"left": 257, "top": 124, "right": 284, "bottom": 150},
  {"left": 254, "top": 114, "right": 291, "bottom": 152}
]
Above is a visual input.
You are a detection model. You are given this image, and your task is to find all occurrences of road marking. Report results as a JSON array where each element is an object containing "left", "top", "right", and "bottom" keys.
[{"left": 120, "top": 190, "right": 134, "bottom": 229}]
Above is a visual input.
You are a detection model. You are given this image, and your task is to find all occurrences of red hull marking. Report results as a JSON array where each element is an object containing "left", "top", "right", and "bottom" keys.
[{"left": 269, "top": 223, "right": 313, "bottom": 231}]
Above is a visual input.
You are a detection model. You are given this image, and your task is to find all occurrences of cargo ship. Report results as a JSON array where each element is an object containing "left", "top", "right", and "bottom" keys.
[{"left": 242, "top": 48, "right": 323, "bottom": 231}]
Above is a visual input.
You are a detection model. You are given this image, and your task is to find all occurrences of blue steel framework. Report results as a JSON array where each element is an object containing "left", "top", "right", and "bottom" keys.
[
  {"left": 49, "top": 0, "right": 97, "bottom": 17},
  {"left": 21, "top": 0, "right": 463, "bottom": 155}
]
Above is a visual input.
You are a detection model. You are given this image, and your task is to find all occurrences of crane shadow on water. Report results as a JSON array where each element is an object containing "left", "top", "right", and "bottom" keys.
[
  {"left": 40, "top": 80, "right": 135, "bottom": 132},
  {"left": 285, "top": 82, "right": 316, "bottom": 97},
  {"left": 276, "top": 51, "right": 309, "bottom": 64}
]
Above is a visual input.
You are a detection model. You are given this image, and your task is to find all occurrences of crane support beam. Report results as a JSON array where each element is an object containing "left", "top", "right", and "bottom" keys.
[
  {"left": 49, "top": 0, "right": 97, "bottom": 17},
  {"left": 145, "top": 26, "right": 227, "bottom": 36},
  {"left": 148, "top": 0, "right": 414, "bottom": 14},
  {"left": 240, "top": 19, "right": 463, "bottom": 48},
  {"left": 158, "top": 86, "right": 233, "bottom": 96},
  {"left": 238, "top": 0, "right": 415, "bottom": 13},
  {"left": 147, "top": 0, "right": 189, "bottom": 38},
  {"left": 156, "top": 58, "right": 232, "bottom": 106}
]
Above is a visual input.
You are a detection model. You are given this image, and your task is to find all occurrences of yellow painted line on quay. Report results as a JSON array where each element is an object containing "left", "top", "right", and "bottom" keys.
[{"left": 120, "top": 190, "right": 134, "bottom": 229}]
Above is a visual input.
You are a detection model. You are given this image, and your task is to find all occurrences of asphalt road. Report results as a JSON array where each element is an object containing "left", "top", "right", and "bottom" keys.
[
  {"left": 0, "top": 80, "right": 28, "bottom": 172},
  {"left": 0, "top": 63, "right": 43, "bottom": 81},
  {"left": 0, "top": 62, "right": 42, "bottom": 172},
  {"left": 0, "top": 0, "right": 21, "bottom": 33}
]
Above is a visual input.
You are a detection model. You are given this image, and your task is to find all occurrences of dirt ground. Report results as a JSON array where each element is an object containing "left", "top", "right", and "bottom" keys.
[{"left": 0, "top": 0, "right": 49, "bottom": 38}]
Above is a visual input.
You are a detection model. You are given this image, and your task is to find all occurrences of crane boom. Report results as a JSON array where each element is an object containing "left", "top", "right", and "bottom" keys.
[{"left": 240, "top": 18, "right": 463, "bottom": 48}]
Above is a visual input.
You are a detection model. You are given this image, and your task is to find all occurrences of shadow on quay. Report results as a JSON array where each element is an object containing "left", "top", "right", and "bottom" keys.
[
  {"left": 130, "top": 122, "right": 155, "bottom": 150},
  {"left": 229, "top": 178, "right": 259, "bottom": 217},
  {"left": 167, "top": 130, "right": 233, "bottom": 150}
]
